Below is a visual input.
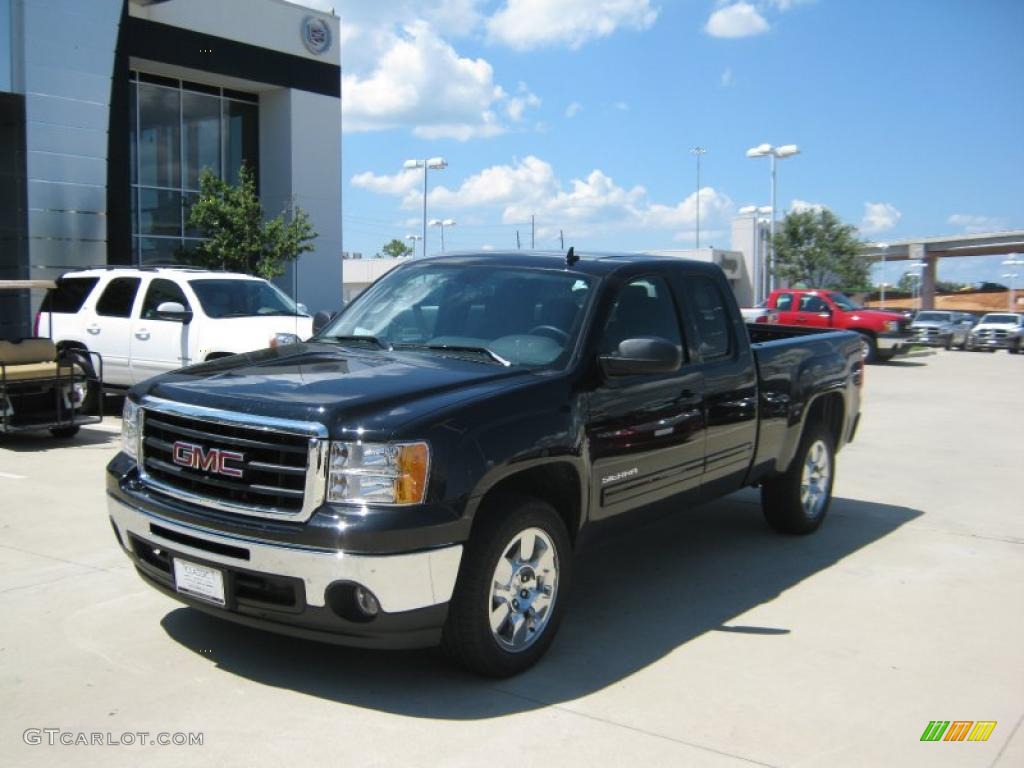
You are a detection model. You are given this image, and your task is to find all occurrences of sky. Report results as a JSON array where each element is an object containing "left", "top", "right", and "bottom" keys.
[{"left": 290, "top": 0, "right": 1024, "bottom": 287}]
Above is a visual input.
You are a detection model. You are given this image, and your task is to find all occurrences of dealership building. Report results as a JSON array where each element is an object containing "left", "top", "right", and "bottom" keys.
[{"left": 1, "top": 0, "right": 341, "bottom": 338}]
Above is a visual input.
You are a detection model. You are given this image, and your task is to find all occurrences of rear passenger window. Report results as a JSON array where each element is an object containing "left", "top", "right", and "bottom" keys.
[
  {"left": 95, "top": 277, "right": 141, "bottom": 318},
  {"left": 38, "top": 277, "right": 98, "bottom": 313},
  {"left": 141, "top": 279, "right": 190, "bottom": 320},
  {"left": 601, "top": 276, "right": 683, "bottom": 356},
  {"left": 775, "top": 293, "right": 793, "bottom": 311},
  {"left": 685, "top": 277, "right": 733, "bottom": 360}
]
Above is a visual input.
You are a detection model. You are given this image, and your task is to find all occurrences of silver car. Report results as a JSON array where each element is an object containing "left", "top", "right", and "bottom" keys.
[{"left": 911, "top": 311, "right": 976, "bottom": 349}]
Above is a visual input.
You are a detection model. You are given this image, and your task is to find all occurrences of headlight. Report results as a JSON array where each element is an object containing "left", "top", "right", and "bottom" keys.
[
  {"left": 884, "top": 320, "right": 899, "bottom": 332},
  {"left": 327, "top": 441, "right": 429, "bottom": 505},
  {"left": 122, "top": 399, "right": 142, "bottom": 460},
  {"left": 270, "top": 332, "right": 301, "bottom": 348}
]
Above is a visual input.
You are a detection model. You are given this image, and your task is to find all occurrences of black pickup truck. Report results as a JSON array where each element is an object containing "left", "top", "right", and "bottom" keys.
[{"left": 107, "top": 251, "right": 863, "bottom": 676}]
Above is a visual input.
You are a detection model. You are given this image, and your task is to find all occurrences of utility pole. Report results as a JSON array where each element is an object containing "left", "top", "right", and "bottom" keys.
[
  {"left": 559, "top": 229, "right": 564, "bottom": 250},
  {"left": 516, "top": 230, "right": 521, "bottom": 250},
  {"left": 531, "top": 215, "right": 535, "bottom": 249}
]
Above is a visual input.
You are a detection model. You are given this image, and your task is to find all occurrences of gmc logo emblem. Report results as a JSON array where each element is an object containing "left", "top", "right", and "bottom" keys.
[{"left": 172, "top": 441, "right": 244, "bottom": 478}]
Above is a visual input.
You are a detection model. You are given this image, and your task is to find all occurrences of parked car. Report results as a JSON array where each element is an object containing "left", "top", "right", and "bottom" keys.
[
  {"left": 910, "top": 311, "right": 977, "bottom": 349},
  {"left": 967, "top": 312, "right": 1024, "bottom": 353},
  {"left": 1, "top": 279, "right": 102, "bottom": 438},
  {"left": 108, "top": 251, "right": 863, "bottom": 676},
  {"left": 762, "top": 288, "right": 912, "bottom": 362},
  {"left": 37, "top": 268, "right": 314, "bottom": 393}
]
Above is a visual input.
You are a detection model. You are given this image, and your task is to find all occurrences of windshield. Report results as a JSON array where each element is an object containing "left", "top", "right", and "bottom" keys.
[
  {"left": 321, "top": 264, "right": 594, "bottom": 367},
  {"left": 827, "top": 292, "right": 861, "bottom": 310},
  {"left": 915, "top": 312, "right": 952, "bottom": 322},
  {"left": 189, "top": 279, "right": 304, "bottom": 318},
  {"left": 979, "top": 314, "right": 1020, "bottom": 325}
]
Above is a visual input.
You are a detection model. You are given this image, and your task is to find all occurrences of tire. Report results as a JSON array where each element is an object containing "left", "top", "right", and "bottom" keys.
[
  {"left": 49, "top": 425, "right": 80, "bottom": 439},
  {"left": 61, "top": 346, "right": 100, "bottom": 414},
  {"left": 876, "top": 349, "right": 896, "bottom": 362},
  {"left": 442, "top": 494, "right": 572, "bottom": 677},
  {"left": 761, "top": 423, "right": 835, "bottom": 535},
  {"left": 857, "top": 332, "right": 878, "bottom": 363},
  {"left": 943, "top": 338, "right": 952, "bottom": 351},
  {"left": 1009, "top": 341, "right": 1020, "bottom": 355}
]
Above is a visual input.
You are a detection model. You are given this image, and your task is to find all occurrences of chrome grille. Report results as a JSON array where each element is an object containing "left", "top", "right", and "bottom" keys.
[{"left": 138, "top": 397, "right": 327, "bottom": 521}]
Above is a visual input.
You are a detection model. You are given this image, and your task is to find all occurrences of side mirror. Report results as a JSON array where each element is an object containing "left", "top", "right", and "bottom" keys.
[
  {"left": 155, "top": 301, "right": 193, "bottom": 324},
  {"left": 312, "top": 310, "right": 333, "bottom": 334},
  {"left": 599, "top": 337, "right": 681, "bottom": 377}
]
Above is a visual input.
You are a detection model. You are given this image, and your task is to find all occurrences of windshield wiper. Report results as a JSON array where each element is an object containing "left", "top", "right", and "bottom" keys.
[
  {"left": 396, "top": 343, "right": 511, "bottom": 367},
  {"left": 322, "top": 334, "right": 392, "bottom": 349}
]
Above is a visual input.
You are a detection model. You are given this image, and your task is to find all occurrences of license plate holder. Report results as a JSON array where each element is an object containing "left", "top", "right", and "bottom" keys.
[{"left": 173, "top": 558, "right": 226, "bottom": 606}]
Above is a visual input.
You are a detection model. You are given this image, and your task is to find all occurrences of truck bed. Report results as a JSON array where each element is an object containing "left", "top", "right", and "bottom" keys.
[{"left": 745, "top": 322, "right": 863, "bottom": 481}]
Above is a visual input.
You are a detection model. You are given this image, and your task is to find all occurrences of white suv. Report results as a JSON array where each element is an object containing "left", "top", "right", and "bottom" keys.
[{"left": 37, "top": 268, "right": 313, "bottom": 388}]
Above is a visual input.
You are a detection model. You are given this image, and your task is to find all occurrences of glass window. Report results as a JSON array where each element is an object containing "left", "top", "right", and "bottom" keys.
[
  {"left": 139, "top": 189, "right": 183, "bottom": 237},
  {"left": 189, "top": 279, "right": 300, "bottom": 318},
  {"left": 324, "top": 265, "right": 593, "bottom": 368},
  {"left": 183, "top": 91, "right": 221, "bottom": 190},
  {"left": 798, "top": 294, "right": 829, "bottom": 312},
  {"left": 138, "top": 237, "right": 182, "bottom": 266},
  {"left": 39, "top": 278, "right": 99, "bottom": 314},
  {"left": 775, "top": 293, "right": 793, "bottom": 311},
  {"left": 684, "top": 277, "right": 733, "bottom": 360},
  {"left": 95, "top": 278, "right": 141, "bottom": 318},
  {"left": 137, "top": 84, "right": 180, "bottom": 189},
  {"left": 223, "top": 100, "right": 258, "bottom": 185},
  {"left": 141, "top": 279, "right": 190, "bottom": 319},
  {"left": 601, "top": 276, "right": 682, "bottom": 355}
]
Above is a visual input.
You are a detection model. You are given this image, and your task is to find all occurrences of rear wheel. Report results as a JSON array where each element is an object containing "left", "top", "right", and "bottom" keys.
[
  {"left": 49, "top": 425, "right": 80, "bottom": 439},
  {"left": 442, "top": 495, "right": 571, "bottom": 677},
  {"left": 762, "top": 423, "right": 835, "bottom": 535}
]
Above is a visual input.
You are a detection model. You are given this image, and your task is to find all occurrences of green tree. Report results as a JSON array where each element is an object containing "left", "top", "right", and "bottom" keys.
[
  {"left": 771, "top": 208, "right": 869, "bottom": 291},
  {"left": 381, "top": 238, "right": 413, "bottom": 258},
  {"left": 183, "top": 165, "right": 317, "bottom": 278}
]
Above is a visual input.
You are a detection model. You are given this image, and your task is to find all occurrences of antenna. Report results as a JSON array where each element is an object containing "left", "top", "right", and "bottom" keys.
[{"left": 565, "top": 246, "right": 578, "bottom": 267}]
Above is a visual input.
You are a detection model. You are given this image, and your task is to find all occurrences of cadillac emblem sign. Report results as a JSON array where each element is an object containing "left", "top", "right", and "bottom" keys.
[{"left": 302, "top": 16, "right": 332, "bottom": 55}]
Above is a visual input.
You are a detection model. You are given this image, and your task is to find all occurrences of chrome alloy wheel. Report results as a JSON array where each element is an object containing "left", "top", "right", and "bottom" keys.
[
  {"left": 800, "top": 439, "right": 831, "bottom": 519},
  {"left": 488, "top": 527, "right": 558, "bottom": 653}
]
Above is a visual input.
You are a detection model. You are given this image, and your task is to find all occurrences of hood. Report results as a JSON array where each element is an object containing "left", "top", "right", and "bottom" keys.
[
  {"left": 911, "top": 320, "right": 952, "bottom": 329},
  {"left": 136, "top": 342, "right": 532, "bottom": 437},
  {"left": 973, "top": 321, "right": 1020, "bottom": 331}
]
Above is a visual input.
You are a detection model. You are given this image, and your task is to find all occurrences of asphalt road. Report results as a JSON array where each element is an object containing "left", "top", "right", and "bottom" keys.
[{"left": 1, "top": 349, "right": 1022, "bottom": 767}]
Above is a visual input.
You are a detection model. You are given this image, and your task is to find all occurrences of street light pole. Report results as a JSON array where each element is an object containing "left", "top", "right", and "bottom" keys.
[
  {"left": 405, "top": 234, "right": 422, "bottom": 256},
  {"left": 429, "top": 219, "right": 455, "bottom": 251},
  {"left": 746, "top": 144, "right": 800, "bottom": 293},
  {"left": 691, "top": 146, "right": 706, "bottom": 248},
  {"left": 403, "top": 156, "right": 447, "bottom": 257}
]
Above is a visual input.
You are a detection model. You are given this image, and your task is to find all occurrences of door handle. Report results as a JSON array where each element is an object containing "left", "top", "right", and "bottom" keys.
[
  {"left": 796, "top": 317, "right": 808, "bottom": 323},
  {"left": 134, "top": 329, "right": 150, "bottom": 340},
  {"left": 86, "top": 324, "right": 100, "bottom": 334}
]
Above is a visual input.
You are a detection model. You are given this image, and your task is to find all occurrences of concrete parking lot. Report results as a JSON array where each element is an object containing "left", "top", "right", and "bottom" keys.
[{"left": 1, "top": 349, "right": 1021, "bottom": 768}]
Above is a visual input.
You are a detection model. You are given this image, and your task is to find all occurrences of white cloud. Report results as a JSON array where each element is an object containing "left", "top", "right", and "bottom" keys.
[
  {"left": 705, "top": 2, "right": 770, "bottom": 38},
  {"left": 613, "top": 101, "right": 630, "bottom": 111},
  {"left": 506, "top": 82, "right": 541, "bottom": 122},
  {"left": 565, "top": 101, "right": 582, "bottom": 118},
  {"left": 720, "top": 66, "right": 734, "bottom": 87},
  {"left": 487, "top": 0, "right": 658, "bottom": 50},
  {"left": 860, "top": 202, "right": 902, "bottom": 234},
  {"left": 948, "top": 213, "right": 1008, "bottom": 234},
  {"left": 790, "top": 199, "right": 828, "bottom": 213},
  {"left": 355, "top": 156, "right": 735, "bottom": 241},
  {"left": 765, "top": 0, "right": 816, "bottom": 11},
  {"left": 343, "top": 21, "right": 536, "bottom": 139}
]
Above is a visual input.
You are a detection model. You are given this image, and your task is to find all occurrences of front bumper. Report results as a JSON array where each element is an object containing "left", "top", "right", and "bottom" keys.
[
  {"left": 108, "top": 493, "right": 462, "bottom": 649},
  {"left": 970, "top": 335, "right": 1014, "bottom": 349},
  {"left": 909, "top": 330, "right": 951, "bottom": 347},
  {"left": 876, "top": 332, "right": 913, "bottom": 354}
]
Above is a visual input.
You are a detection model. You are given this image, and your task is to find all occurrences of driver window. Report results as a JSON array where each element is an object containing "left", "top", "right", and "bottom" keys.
[
  {"left": 799, "top": 295, "right": 828, "bottom": 312},
  {"left": 601, "top": 276, "right": 683, "bottom": 356},
  {"left": 141, "top": 279, "right": 190, "bottom": 320}
]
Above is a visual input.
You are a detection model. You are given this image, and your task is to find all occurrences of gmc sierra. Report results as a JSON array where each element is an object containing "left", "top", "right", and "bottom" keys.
[{"left": 107, "top": 251, "right": 863, "bottom": 676}]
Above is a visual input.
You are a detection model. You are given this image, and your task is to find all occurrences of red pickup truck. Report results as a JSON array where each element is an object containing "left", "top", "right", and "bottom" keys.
[{"left": 763, "top": 289, "right": 912, "bottom": 362}]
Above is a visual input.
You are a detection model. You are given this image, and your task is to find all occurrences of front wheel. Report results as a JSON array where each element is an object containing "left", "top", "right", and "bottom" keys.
[
  {"left": 442, "top": 495, "right": 571, "bottom": 677},
  {"left": 857, "top": 332, "right": 878, "bottom": 363},
  {"left": 761, "top": 423, "right": 835, "bottom": 535}
]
